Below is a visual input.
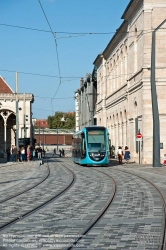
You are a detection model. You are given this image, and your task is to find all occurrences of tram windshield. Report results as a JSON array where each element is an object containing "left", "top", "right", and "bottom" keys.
[{"left": 86, "top": 129, "right": 106, "bottom": 152}]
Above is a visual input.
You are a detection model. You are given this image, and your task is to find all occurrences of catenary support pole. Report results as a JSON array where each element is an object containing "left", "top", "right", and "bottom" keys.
[
  {"left": 56, "top": 126, "right": 58, "bottom": 151},
  {"left": 15, "top": 72, "right": 19, "bottom": 149},
  {"left": 151, "top": 19, "right": 166, "bottom": 167}
]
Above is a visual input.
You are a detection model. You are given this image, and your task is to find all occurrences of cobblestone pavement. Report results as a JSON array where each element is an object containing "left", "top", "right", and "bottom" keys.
[
  {"left": 0, "top": 160, "right": 73, "bottom": 228},
  {"left": 0, "top": 158, "right": 165, "bottom": 249},
  {"left": 0, "top": 163, "right": 47, "bottom": 199},
  {"left": 0, "top": 159, "right": 114, "bottom": 249},
  {"left": 0, "top": 162, "right": 40, "bottom": 191},
  {"left": 76, "top": 167, "right": 163, "bottom": 249}
]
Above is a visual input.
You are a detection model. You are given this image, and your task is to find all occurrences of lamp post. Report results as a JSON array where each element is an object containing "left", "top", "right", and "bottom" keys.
[{"left": 151, "top": 19, "right": 166, "bottom": 167}]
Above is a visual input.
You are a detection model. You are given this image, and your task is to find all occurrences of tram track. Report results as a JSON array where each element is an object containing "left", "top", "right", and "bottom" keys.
[
  {"left": 0, "top": 162, "right": 50, "bottom": 204},
  {"left": 114, "top": 168, "right": 166, "bottom": 250},
  {"left": 61, "top": 164, "right": 165, "bottom": 250},
  {"left": 0, "top": 160, "right": 76, "bottom": 231},
  {"left": 63, "top": 167, "right": 117, "bottom": 250},
  {"left": 0, "top": 162, "right": 41, "bottom": 192}
]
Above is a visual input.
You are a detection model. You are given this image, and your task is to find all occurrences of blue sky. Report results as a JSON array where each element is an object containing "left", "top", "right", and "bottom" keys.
[{"left": 1, "top": 0, "right": 130, "bottom": 119}]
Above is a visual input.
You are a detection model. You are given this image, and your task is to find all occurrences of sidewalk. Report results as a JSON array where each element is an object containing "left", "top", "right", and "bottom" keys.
[{"left": 108, "top": 157, "right": 165, "bottom": 168}]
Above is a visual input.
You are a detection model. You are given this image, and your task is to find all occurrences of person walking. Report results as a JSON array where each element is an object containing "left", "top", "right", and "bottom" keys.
[
  {"left": 11, "top": 145, "right": 17, "bottom": 162},
  {"left": 27, "top": 145, "right": 31, "bottom": 162},
  {"left": 37, "top": 147, "right": 42, "bottom": 159},
  {"left": 163, "top": 154, "right": 166, "bottom": 165},
  {"left": 117, "top": 146, "right": 123, "bottom": 164},
  {"left": 124, "top": 146, "right": 130, "bottom": 164},
  {"left": 33, "top": 149, "right": 36, "bottom": 160},
  {"left": 20, "top": 146, "right": 25, "bottom": 162},
  {"left": 59, "top": 149, "right": 62, "bottom": 157},
  {"left": 6, "top": 147, "right": 11, "bottom": 162}
]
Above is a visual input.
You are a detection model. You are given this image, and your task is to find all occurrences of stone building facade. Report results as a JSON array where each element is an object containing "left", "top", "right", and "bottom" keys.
[
  {"left": 0, "top": 77, "right": 34, "bottom": 152},
  {"left": 75, "top": 68, "right": 97, "bottom": 131},
  {"left": 93, "top": 0, "right": 166, "bottom": 164}
]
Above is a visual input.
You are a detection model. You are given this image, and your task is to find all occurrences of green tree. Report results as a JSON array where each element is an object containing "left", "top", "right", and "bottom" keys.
[{"left": 47, "top": 112, "right": 75, "bottom": 129}]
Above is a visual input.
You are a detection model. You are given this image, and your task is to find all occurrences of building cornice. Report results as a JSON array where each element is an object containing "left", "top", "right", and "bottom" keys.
[{"left": 103, "top": 21, "right": 128, "bottom": 60}]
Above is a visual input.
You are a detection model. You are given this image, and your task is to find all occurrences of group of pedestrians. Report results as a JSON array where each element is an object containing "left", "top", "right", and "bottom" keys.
[
  {"left": 6, "top": 145, "right": 46, "bottom": 162},
  {"left": 117, "top": 145, "right": 130, "bottom": 165}
]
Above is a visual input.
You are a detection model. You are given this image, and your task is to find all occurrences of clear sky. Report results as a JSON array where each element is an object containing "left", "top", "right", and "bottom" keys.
[{"left": 1, "top": 0, "right": 130, "bottom": 119}]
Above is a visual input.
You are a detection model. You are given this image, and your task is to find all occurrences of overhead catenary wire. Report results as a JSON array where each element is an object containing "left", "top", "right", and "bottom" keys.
[
  {"left": 1, "top": 22, "right": 166, "bottom": 36},
  {"left": 38, "top": 0, "right": 62, "bottom": 115},
  {"left": 0, "top": 68, "right": 81, "bottom": 79}
]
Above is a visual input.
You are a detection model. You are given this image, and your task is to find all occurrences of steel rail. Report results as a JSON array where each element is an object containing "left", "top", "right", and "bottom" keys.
[
  {"left": 63, "top": 167, "right": 117, "bottom": 250},
  {"left": 0, "top": 161, "right": 76, "bottom": 231},
  {"left": 0, "top": 163, "right": 50, "bottom": 204},
  {"left": 0, "top": 163, "right": 41, "bottom": 192},
  {"left": 114, "top": 168, "right": 166, "bottom": 250}
]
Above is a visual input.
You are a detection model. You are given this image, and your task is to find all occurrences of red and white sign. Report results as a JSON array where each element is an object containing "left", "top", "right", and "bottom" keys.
[
  {"left": 136, "top": 132, "right": 142, "bottom": 141},
  {"left": 136, "top": 133, "right": 142, "bottom": 139}
]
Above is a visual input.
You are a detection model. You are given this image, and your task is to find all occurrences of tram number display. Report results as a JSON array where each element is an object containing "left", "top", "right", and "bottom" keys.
[{"left": 88, "top": 131, "right": 104, "bottom": 135}]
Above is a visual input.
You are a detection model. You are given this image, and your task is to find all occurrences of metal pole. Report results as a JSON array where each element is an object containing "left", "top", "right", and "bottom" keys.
[
  {"left": 23, "top": 93, "right": 26, "bottom": 138},
  {"left": 139, "top": 141, "right": 140, "bottom": 164},
  {"left": 43, "top": 129, "right": 44, "bottom": 150},
  {"left": 39, "top": 126, "right": 40, "bottom": 146},
  {"left": 57, "top": 126, "right": 58, "bottom": 151},
  {"left": 151, "top": 19, "right": 166, "bottom": 167},
  {"left": 15, "top": 72, "right": 19, "bottom": 149}
]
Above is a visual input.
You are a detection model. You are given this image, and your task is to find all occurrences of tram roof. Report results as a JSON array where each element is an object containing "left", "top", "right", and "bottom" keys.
[{"left": 74, "top": 126, "right": 106, "bottom": 134}]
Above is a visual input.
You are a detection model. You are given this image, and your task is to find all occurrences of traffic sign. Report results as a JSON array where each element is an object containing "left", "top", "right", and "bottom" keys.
[
  {"left": 136, "top": 137, "right": 142, "bottom": 142},
  {"left": 136, "top": 133, "right": 142, "bottom": 139}
]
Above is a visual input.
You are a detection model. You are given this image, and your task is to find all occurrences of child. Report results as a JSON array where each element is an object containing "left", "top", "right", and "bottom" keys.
[{"left": 163, "top": 154, "right": 166, "bottom": 165}]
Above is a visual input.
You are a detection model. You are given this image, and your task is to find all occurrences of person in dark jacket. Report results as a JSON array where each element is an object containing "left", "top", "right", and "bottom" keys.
[
  {"left": 124, "top": 146, "right": 130, "bottom": 163},
  {"left": 6, "top": 147, "right": 11, "bottom": 162},
  {"left": 11, "top": 145, "right": 17, "bottom": 162}
]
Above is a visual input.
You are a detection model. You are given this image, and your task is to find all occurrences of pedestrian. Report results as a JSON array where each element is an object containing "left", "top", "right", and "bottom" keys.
[
  {"left": 27, "top": 145, "right": 31, "bottom": 162},
  {"left": 117, "top": 146, "right": 123, "bottom": 164},
  {"left": 6, "top": 147, "right": 11, "bottom": 162},
  {"left": 42, "top": 149, "right": 46, "bottom": 158},
  {"left": 62, "top": 148, "right": 65, "bottom": 157},
  {"left": 33, "top": 149, "right": 36, "bottom": 160},
  {"left": 54, "top": 148, "right": 56, "bottom": 154},
  {"left": 38, "top": 147, "right": 42, "bottom": 159},
  {"left": 124, "top": 146, "right": 130, "bottom": 164},
  {"left": 11, "top": 145, "right": 17, "bottom": 162},
  {"left": 163, "top": 154, "right": 166, "bottom": 165},
  {"left": 59, "top": 149, "right": 62, "bottom": 157},
  {"left": 20, "top": 146, "right": 25, "bottom": 162}
]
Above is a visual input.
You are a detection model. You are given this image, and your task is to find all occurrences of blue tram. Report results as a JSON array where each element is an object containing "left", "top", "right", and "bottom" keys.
[{"left": 72, "top": 126, "right": 109, "bottom": 166}]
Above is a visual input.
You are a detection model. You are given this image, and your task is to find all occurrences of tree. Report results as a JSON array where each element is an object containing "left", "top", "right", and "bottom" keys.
[{"left": 47, "top": 112, "right": 75, "bottom": 129}]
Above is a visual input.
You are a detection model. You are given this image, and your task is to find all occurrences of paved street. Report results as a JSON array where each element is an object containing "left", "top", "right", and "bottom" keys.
[{"left": 0, "top": 156, "right": 165, "bottom": 249}]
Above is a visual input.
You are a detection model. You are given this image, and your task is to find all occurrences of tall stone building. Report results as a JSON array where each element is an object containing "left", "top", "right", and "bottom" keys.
[
  {"left": 75, "top": 67, "right": 97, "bottom": 131},
  {"left": 0, "top": 76, "right": 34, "bottom": 153},
  {"left": 93, "top": 0, "right": 166, "bottom": 164}
]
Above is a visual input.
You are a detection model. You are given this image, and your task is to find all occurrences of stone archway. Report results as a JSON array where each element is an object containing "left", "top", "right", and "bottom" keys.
[{"left": 0, "top": 110, "right": 16, "bottom": 152}]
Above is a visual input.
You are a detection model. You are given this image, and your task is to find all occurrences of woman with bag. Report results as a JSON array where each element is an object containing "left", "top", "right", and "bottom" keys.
[{"left": 124, "top": 146, "right": 130, "bottom": 163}]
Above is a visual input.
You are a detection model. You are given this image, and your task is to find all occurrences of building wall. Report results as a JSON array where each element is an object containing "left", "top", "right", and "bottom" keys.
[
  {"left": 94, "top": 0, "right": 166, "bottom": 164},
  {"left": 34, "top": 134, "right": 72, "bottom": 146},
  {"left": 0, "top": 93, "right": 34, "bottom": 151}
]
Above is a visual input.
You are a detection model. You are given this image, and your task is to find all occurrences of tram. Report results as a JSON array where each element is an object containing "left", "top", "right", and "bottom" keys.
[{"left": 72, "top": 126, "right": 109, "bottom": 166}]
